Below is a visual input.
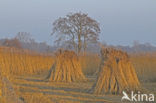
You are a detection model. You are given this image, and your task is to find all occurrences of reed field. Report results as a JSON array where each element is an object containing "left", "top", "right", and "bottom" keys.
[
  {"left": 130, "top": 53, "right": 156, "bottom": 83},
  {"left": 1, "top": 0, "right": 156, "bottom": 102},
  {"left": 0, "top": 47, "right": 156, "bottom": 103},
  {"left": 0, "top": 47, "right": 54, "bottom": 76}
]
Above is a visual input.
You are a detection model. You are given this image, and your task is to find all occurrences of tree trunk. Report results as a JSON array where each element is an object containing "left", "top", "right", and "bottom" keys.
[
  {"left": 78, "top": 34, "right": 81, "bottom": 54},
  {"left": 83, "top": 34, "right": 87, "bottom": 55},
  {"left": 71, "top": 34, "right": 77, "bottom": 52},
  {"left": 78, "top": 25, "right": 82, "bottom": 54}
]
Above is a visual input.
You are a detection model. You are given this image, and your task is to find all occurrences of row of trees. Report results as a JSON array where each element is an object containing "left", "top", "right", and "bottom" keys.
[
  {"left": 2, "top": 32, "right": 34, "bottom": 49},
  {"left": 1, "top": 32, "right": 52, "bottom": 53}
]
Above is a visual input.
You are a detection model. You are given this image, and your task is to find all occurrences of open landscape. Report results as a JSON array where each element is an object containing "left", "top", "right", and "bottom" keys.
[
  {"left": 0, "top": 0, "right": 156, "bottom": 103},
  {"left": 0, "top": 46, "right": 156, "bottom": 103}
]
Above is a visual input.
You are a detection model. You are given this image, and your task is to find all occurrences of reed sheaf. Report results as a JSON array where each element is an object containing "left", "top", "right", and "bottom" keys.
[
  {"left": 46, "top": 49, "right": 87, "bottom": 82},
  {"left": 92, "top": 47, "right": 140, "bottom": 94},
  {"left": 0, "top": 47, "right": 54, "bottom": 76}
]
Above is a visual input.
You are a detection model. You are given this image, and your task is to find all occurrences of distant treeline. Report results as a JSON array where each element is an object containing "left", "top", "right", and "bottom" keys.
[{"left": 0, "top": 33, "right": 156, "bottom": 54}]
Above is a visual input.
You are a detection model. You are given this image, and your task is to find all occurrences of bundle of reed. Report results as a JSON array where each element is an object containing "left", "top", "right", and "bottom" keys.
[
  {"left": 46, "top": 49, "right": 87, "bottom": 82},
  {"left": 92, "top": 47, "right": 140, "bottom": 94}
]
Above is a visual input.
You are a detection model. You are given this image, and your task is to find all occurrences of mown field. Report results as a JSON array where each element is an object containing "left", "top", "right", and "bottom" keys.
[{"left": 0, "top": 47, "right": 156, "bottom": 103}]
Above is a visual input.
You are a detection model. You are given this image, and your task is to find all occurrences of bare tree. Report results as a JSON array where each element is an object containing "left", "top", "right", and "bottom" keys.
[
  {"left": 3, "top": 38, "right": 22, "bottom": 49},
  {"left": 133, "top": 40, "right": 140, "bottom": 47},
  {"left": 15, "top": 32, "right": 34, "bottom": 43},
  {"left": 52, "top": 12, "right": 100, "bottom": 54}
]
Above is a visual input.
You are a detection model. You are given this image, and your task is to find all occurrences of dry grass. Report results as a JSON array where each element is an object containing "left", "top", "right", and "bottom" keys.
[
  {"left": 0, "top": 47, "right": 54, "bottom": 76},
  {"left": 80, "top": 53, "right": 100, "bottom": 76},
  {"left": 80, "top": 51, "right": 156, "bottom": 83},
  {"left": 21, "top": 93, "right": 53, "bottom": 103},
  {"left": 0, "top": 46, "right": 155, "bottom": 82},
  {"left": 12, "top": 77, "right": 116, "bottom": 103},
  {"left": 0, "top": 77, "right": 23, "bottom": 103},
  {"left": 0, "top": 46, "right": 156, "bottom": 102},
  {"left": 130, "top": 53, "right": 156, "bottom": 82}
]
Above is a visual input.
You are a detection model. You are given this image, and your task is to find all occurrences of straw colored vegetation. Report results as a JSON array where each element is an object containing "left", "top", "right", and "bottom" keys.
[
  {"left": 92, "top": 48, "right": 140, "bottom": 94},
  {"left": 81, "top": 51, "right": 156, "bottom": 84},
  {"left": 0, "top": 47, "right": 54, "bottom": 76},
  {"left": 0, "top": 46, "right": 156, "bottom": 103},
  {"left": 80, "top": 53, "right": 100, "bottom": 76},
  {"left": 46, "top": 49, "right": 87, "bottom": 82},
  {"left": 0, "top": 77, "right": 23, "bottom": 103},
  {"left": 130, "top": 53, "right": 156, "bottom": 82}
]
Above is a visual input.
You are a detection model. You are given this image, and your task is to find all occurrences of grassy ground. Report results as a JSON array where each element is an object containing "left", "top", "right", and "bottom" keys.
[
  {"left": 12, "top": 75, "right": 123, "bottom": 103},
  {"left": 11, "top": 73, "right": 156, "bottom": 103}
]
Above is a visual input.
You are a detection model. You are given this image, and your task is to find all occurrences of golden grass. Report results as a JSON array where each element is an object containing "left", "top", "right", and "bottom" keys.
[
  {"left": 80, "top": 53, "right": 100, "bottom": 76},
  {"left": 0, "top": 46, "right": 155, "bottom": 82},
  {"left": 0, "top": 77, "right": 24, "bottom": 103},
  {"left": 80, "top": 52, "right": 156, "bottom": 83},
  {"left": 0, "top": 47, "right": 54, "bottom": 76},
  {"left": 21, "top": 93, "right": 53, "bottom": 103},
  {"left": 0, "top": 46, "right": 156, "bottom": 102},
  {"left": 130, "top": 53, "right": 156, "bottom": 82}
]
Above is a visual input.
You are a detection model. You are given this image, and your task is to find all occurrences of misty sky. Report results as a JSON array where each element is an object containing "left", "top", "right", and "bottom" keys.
[{"left": 0, "top": 0, "right": 156, "bottom": 46}]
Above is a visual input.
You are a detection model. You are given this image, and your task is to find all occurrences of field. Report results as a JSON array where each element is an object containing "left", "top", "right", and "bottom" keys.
[{"left": 0, "top": 47, "right": 156, "bottom": 103}]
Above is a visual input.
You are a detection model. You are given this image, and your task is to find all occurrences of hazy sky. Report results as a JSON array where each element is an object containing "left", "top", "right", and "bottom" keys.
[{"left": 0, "top": 0, "right": 156, "bottom": 46}]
